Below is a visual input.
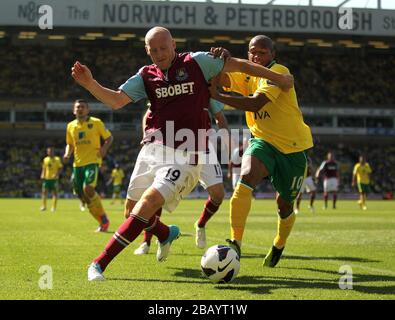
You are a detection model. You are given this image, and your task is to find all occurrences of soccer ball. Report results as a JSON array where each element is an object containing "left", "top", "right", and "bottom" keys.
[{"left": 201, "top": 244, "right": 240, "bottom": 283}]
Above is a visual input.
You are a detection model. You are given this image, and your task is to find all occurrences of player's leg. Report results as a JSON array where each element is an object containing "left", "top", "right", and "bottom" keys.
[
  {"left": 88, "top": 145, "right": 200, "bottom": 280},
  {"left": 263, "top": 149, "right": 306, "bottom": 268},
  {"left": 41, "top": 182, "right": 48, "bottom": 211},
  {"left": 80, "top": 164, "right": 110, "bottom": 232},
  {"left": 362, "top": 184, "right": 369, "bottom": 210},
  {"left": 229, "top": 149, "right": 270, "bottom": 256},
  {"left": 51, "top": 182, "right": 58, "bottom": 212},
  {"left": 324, "top": 193, "right": 328, "bottom": 209},
  {"left": 333, "top": 191, "right": 337, "bottom": 209},
  {"left": 134, "top": 208, "right": 163, "bottom": 255},
  {"left": 89, "top": 187, "right": 167, "bottom": 280},
  {"left": 195, "top": 161, "right": 224, "bottom": 248},
  {"left": 310, "top": 190, "right": 316, "bottom": 212},
  {"left": 295, "top": 191, "right": 302, "bottom": 214}
]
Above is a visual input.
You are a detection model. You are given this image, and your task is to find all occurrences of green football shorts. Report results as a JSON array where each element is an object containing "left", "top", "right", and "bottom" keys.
[
  {"left": 357, "top": 183, "right": 370, "bottom": 194},
  {"left": 244, "top": 138, "right": 308, "bottom": 204},
  {"left": 72, "top": 163, "right": 99, "bottom": 196},
  {"left": 113, "top": 185, "right": 121, "bottom": 194},
  {"left": 42, "top": 179, "right": 58, "bottom": 192}
]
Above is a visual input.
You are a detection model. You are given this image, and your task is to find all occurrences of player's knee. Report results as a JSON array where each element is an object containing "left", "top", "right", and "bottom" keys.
[
  {"left": 83, "top": 185, "right": 95, "bottom": 198},
  {"left": 124, "top": 199, "right": 135, "bottom": 219},
  {"left": 132, "top": 189, "right": 165, "bottom": 220},
  {"left": 277, "top": 197, "right": 293, "bottom": 218},
  {"left": 208, "top": 185, "right": 224, "bottom": 205}
]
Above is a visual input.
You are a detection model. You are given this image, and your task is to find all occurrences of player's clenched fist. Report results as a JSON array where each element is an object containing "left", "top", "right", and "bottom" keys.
[{"left": 71, "top": 61, "right": 93, "bottom": 88}]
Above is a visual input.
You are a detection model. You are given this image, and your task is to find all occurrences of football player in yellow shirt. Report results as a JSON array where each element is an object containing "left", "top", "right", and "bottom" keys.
[
  {"left": 40, "top": 147, "right": 63, "bottom": 212},
  {"left": 109, "top": 163, "right": 125, "bottom": 205},
  {"left": 210, "top": 35, "right": 313, "bottom": 268},
  {"left": 352, "top": 155, "right": 372, "bottom": 210},
  {"left": 64, "top": 99, "right": 113, "bottom": 232}
]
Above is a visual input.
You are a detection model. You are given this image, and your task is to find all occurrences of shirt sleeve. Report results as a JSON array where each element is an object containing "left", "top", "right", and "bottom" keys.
[
  {"left": 255, "top": 64, "right": 289, "bottom": 103},
  {"left": 353, "top": 164, "right": 358, "bottom": 175},
  {"left": 118, "top": 73, "right": 148, "bottom": 102},
  {"left": 98, "top": 120, "right": 112, "bottom": 140},
  {"left": 191, "top": 51, "right": 225, "bottom": 82},
  {"left": 209, "top": 99, "right": 224, "bottom": 116},
  {"left": 66, "top": 124, "right": 73, "bottom": 146}
]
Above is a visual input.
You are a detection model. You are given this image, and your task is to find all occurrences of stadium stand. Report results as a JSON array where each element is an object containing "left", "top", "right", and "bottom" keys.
[
  {"left": 1, "top": 44, "right": 394, "bottom": 106},
  {"left": 1, "top": 1, "right": 394, "bottom": 199}
]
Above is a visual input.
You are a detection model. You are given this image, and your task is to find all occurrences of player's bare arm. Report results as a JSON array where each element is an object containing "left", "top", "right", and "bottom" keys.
[
  {"left": 210, "top": 47, "right": 293, "bottom": 91},
  {"left": 210, "top": 77, "right": 270, "bottom": 112},
  {"left": 40, "top": 166, "right": 45, "bottom": 180},
  {"left": 63, "top": 144, "right": 74, "bottom": 163},
  {"left": 71, "top": 61, "right": 131, "bottom": 109},
  {"left": 99, "top": 135, "right": 113, "bottom": 158}
]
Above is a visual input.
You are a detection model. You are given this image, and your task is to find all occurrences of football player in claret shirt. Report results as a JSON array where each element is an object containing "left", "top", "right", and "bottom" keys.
[
  {"left": 64, "top": 99, "right": 113, "bottom": 232},
  {"left": 40, "top": 147, "right": 63, "bottom": 212},
  {"left": 316, "top": 152, "right": 340, "bottom": 210},
  {"left": 134, "top": 99, "right": 229, "bottom": 255},
  {"left": 352, "top": 155, "right": 372, "bottom": 210},
  {"left": 71, "top": 26, "right": 293, "bottom": 281},
  {"left": 210, "top": 35, "right": 313, "bottom": 268}
]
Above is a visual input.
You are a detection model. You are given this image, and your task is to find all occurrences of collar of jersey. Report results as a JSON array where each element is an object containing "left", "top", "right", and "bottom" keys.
[
  {"left": 266, "top": 60, "right": 276, "bottom": 69},
  {"left": 77, "top": 116, "right": 90, "bottom": 124}
]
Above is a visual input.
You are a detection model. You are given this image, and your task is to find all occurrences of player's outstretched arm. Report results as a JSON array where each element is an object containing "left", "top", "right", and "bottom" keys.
[
  {"left": 209, "top": 76, "right": 270, "bottom": 112},
  {"left": 71, "top": 61, "right": 132, "bottom": 110},
  {"left": 222, "top": 57, "right": 294, "bottom": 91}
]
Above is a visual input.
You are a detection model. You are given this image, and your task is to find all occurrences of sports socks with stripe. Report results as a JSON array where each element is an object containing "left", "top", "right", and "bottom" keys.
[{"left": 94, "top": 212, "right": 169, "bottom": 271}]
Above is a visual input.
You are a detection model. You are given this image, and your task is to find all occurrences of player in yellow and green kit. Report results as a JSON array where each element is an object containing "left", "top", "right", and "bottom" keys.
[
  {"left": 40, "top": 147, "right": 63, "bottom": 212},
  {"left": 210, "top": 35, "right": 313, "bottom": 267},
  {"left": 352, "top": 155, "right": 372, "bottom": 210},
  {"left": 108, "top": 163, "right": 124, "bottom": 204},
  {"left": 64, "top": 99, "right": 113, "bottom": 232}
]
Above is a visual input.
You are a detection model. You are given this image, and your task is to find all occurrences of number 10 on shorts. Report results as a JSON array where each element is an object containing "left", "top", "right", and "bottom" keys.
[{"left": 290, "top": 176, "right": 304, "bottom": 191}]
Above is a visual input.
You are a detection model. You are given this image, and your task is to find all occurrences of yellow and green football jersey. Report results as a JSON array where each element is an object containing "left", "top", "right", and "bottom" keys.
[
  {"left": 42, "top": 156, "right": 63, "bottom": 180},
  {"left": 111, "top": 168, "right": 125, "bottom": 186},
  {"left": 353, "top": 163, "right": 372, "bottom": 184},
  {"left": 66, "top": 116, "right": 111, "bottom": 167},
  {"left": 227, "top": 62, "right": 313, "bottom": 154}
]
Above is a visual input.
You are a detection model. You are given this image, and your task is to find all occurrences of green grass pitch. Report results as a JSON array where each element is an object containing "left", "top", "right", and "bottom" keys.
[{"left": 0, "top": 198, "right": 394, "bottom": 300}]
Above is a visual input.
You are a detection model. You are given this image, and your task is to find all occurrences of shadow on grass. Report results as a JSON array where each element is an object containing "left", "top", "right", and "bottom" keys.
[
  {"left": 163, "top": 267, "right": 395, "bottom": 296},
  {"left": 283, "top": 255, "right": 381, "bottom": 263},
  {"left": 279, "top": 266, "right": 395, "bottom": 295}
]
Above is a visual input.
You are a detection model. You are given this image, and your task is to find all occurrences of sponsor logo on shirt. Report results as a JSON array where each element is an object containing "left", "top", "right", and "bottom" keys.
[{"left": 155, "top": 82, "right": 195, "bottom": 98}]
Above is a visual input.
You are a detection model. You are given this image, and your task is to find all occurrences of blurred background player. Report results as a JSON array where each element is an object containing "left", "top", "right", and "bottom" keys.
[
  {"left": 108, "top": 163, "right": 124, "bottom": 205},
  {"left": 63, "top": 99, "right": 113, "bottom": 232},
  {"left": 352, "top": 155, "right": 372, "bottom": 210},
  {"left": 209, "top": 35, "right": 312, "bottom": 268},
  {"left": 40, "top": 147, "right": 63, "bottom": 212},
  {"left": 134, "top": 99, "right": 229, "bottom": 254},
  {"left": 316, "top": 151, "right": 340, "bottom": 209},
  {"left": 295, "top": 156, "right": 316, "bottom": 214}
]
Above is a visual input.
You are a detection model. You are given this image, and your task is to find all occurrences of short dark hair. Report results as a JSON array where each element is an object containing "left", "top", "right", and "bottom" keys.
[
  {"left": 249, "top": 35, "right": 274, "bottom": 52},
  {"left": 74, "top": 99, "right": 88, "bottom": 106}
]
